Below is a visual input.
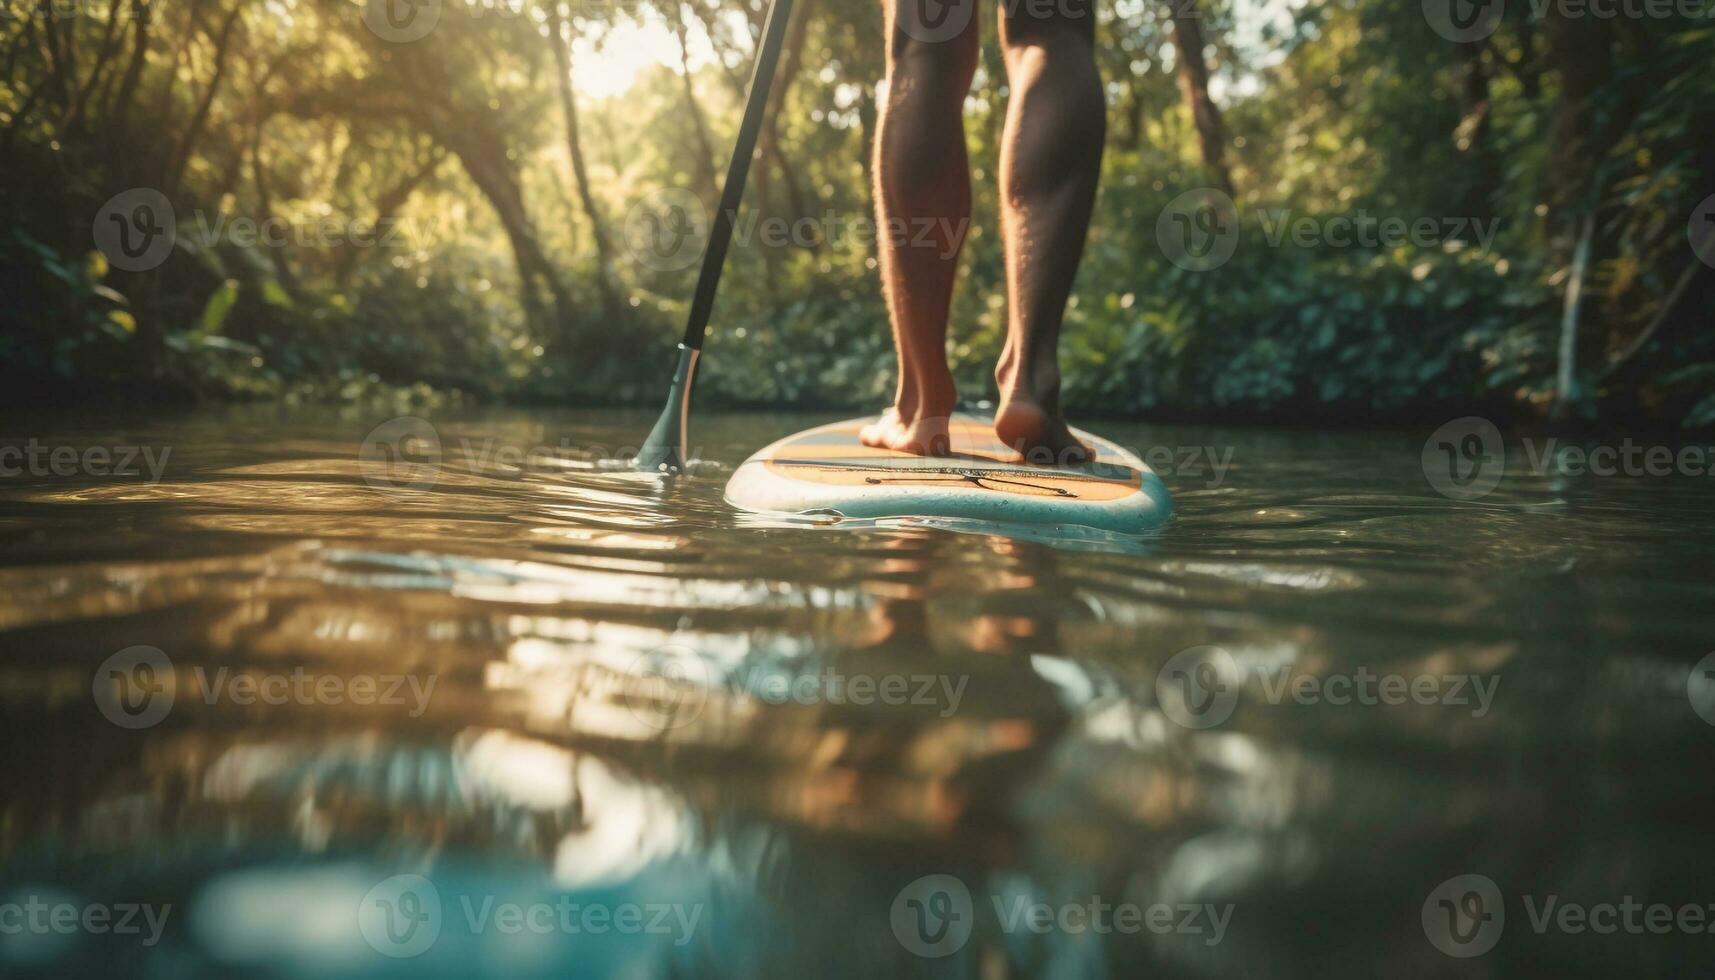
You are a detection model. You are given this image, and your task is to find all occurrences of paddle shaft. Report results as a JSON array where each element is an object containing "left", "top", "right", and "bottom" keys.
[
  {"left": 678, "top": 0, "right": 795, "bottom": 352},
  {"left": 635, "top": 0, "right": 795, "bottom": 471}
]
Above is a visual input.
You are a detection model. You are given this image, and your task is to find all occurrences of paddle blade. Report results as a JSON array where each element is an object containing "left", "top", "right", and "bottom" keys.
[{"left": 635, "top": 345, "right": 701, "bottom": 472}]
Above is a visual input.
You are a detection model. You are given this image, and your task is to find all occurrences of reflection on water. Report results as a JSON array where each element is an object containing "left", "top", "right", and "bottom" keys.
[{"left": 1, "top": 408, "right": 1713, "bottom": 978}]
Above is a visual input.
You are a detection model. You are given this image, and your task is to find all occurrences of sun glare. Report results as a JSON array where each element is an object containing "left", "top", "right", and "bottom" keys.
[{"left": 571, "top": 20, "right": 694, "bottom": 100}]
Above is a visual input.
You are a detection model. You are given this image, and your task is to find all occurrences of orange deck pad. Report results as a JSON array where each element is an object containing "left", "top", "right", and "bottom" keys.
[{"left": 759, "top": 418, "right": 1143, "bottom": 503}]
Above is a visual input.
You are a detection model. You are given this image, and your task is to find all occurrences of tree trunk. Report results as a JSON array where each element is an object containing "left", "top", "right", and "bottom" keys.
[
  {"left": 674, "top": 14, "right": 721, "bottom": 203},
  {"left": 1452, "top": 39, "right": 1496, "bottom": 221},
  {"left": 1553, "top": 216, "right": 1594, "bottom": 422},
  {"left": 1540, "top": 1, "right": 1611, "bottom": 253},
  {"left": 1166, "top": 0, "right": 1234, "bottom": 198},
  {"left": 441, "top": 129, "right": 579, "bottom": 350},
  {"left": 249, "top": 121, "right": 304, "bottom": 302},
  {"left": 336, "top": 148, "right": 445, "bottom": 287},
  {"left": 1510, "top": 14, "right": 1542, "bottom": 100},
  {"left": 167, "top": 1, "right": 244, "bottom": 198},
  {"left": 59, "top": 0, "right": 126, "bottom": 138},
  {"left": 106, "top": 0, "right": 152, "bottom": 144},
  {"left": 755, "top": 0, "right": 814, "bottom": 229},
  {"left": 546, "top": 3, "right": 620, "bottom": 315}
]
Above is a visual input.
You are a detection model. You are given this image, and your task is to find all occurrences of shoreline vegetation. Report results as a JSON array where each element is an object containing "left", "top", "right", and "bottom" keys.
[{"left": 2, "top": 2, "right": 1712, "bottom": 427}]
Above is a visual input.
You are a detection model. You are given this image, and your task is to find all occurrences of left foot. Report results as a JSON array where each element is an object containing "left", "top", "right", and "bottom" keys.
[
  {"left": 861, "top": 370, "right": 958, "bottom": 457},
  {"left": 860, "top": 406, "right": 953, "bottom": 457},
  {"left": 995, "top": 347, "right": 1090, "bottom": 466},
  {"left": 995, "top": 397, "right": 1092, "bottom": 467}
]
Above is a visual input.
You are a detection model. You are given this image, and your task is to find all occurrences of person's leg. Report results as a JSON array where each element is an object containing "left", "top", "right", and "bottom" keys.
[
  {"left": 994, "top": 0, "right": 1103, "bottom": 465},
  {"left": 861, "top": 0, "right": 980, "bottom": 456}
]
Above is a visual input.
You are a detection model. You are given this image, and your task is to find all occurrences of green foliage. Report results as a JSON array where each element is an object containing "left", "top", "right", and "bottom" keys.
[
  {"left": 0, "top": 0, "right": 1709, "bottom": 424},
  {"left": 0, "top": 230, "right": 137, "bottom": 382}
]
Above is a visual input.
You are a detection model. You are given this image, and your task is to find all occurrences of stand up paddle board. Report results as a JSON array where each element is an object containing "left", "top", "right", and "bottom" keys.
[{"left": 725, "top": 415, "right": 1172, "bottom": 532}]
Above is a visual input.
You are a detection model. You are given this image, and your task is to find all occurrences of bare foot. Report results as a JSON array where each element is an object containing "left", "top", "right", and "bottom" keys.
[
  {"left": 860, "top": 406, "right": 953, "bottom": 456},
  {"left": 995, "top": 397, "right": 1092, "bottom": 467}
]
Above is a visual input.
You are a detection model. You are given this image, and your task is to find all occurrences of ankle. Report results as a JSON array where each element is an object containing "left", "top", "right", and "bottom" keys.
[
  {"left": 997, "top": 369, "right": 1060, "bottom": 410},
  {"left": 896, "top": 369, "right": 956, "bottom": 421},
  {"left": 910, "top": 384, "right": 957, "bottom": 422}
]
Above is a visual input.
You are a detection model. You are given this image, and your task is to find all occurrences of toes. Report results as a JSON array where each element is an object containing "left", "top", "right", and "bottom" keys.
[{"left": 860, "top": 410, "right": 901, "bottom": 448}]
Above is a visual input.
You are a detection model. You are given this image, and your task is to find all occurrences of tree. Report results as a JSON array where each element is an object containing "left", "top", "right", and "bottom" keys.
[{"left": 1165, "top": 0, "right": 1234, "bottom": 198}]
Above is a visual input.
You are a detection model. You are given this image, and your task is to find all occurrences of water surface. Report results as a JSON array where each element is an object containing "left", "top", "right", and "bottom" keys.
[{"left": 2, "top": 408, "right": 1713, "bottom": 978}]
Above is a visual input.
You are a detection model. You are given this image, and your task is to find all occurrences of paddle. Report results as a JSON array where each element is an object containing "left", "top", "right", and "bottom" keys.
[{"left": 636, "top": 0, "right": 796, "bottom": 472}]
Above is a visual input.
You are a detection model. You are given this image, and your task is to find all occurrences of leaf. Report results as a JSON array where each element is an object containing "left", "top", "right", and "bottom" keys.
[
  {"left": 196, "top": 279, "right": 241, "bottom": 338},
  {"left": 260, "top": 279, "right": 294, "bottom": 308},
  {"left": 1685, "top": 394, "right": 1715, "bottom": 431},
  {"left": 91, "top": 284, "right": 130, "bottom": 307},
  {"left": 107, "top": 311, "right": 137, "bottom": 335},
  {"left": 42, "top": 259, "right": 76, "bottom": 285}
]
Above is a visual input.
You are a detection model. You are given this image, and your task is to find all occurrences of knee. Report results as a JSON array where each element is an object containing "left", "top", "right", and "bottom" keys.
[
  {"left": 1000, "top": 0, "right": 1098, "bottom": 71},
  {"left": 1000, "top": 9, "right": 1102, "bottom": 113}
]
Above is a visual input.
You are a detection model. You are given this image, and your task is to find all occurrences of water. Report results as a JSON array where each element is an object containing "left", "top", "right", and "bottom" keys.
[{"left": 1, "top": 408, "right": 1712, "bottom": 978}]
